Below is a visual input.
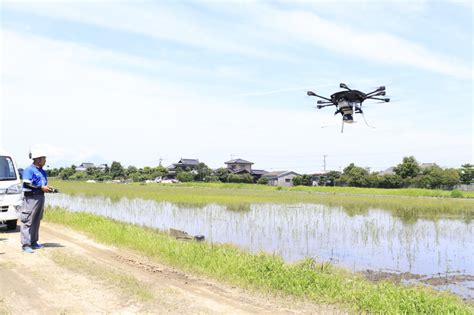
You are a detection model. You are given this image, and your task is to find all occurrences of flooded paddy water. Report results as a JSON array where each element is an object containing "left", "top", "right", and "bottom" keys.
[{"left": 47, "top": 194, "right": 474, "bottom": 300}]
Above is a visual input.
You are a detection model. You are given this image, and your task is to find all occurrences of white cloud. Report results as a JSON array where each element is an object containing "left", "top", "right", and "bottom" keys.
[
  {"left": 255, "top": 7, "right": 471, "bottom": 79},
  {"left": 4, "top": 2, "right": 470, "bottom": 78}
]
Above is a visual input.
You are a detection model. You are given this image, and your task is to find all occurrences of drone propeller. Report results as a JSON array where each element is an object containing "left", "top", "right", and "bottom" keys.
[{"left": 339, "top": 83, "right": 351, "bottom": 91}]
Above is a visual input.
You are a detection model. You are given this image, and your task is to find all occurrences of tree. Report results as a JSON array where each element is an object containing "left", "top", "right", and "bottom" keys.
[
  {"left": 378, "top": 174, "right": 404, "bottom": 188},
  {"left": 341, "top": 163, "right": 369, "bottom": 187},
  {"left": 214, "top": 168, "right": 229, "bottom": 182},
  {"left": 126, "top": 165, "right": 138, "bottom": 176},
  {"left": 195, "top": 162, "right": 211, "bottom": 181},
  {"left": 177, "top": 171, "right": 194, "bottom": 182},
  {"left": 394, "top": 156, "right": 420, "bottom": 179},
  {"left": 440, "top": 168, "right": 460, "bottom": 188},
  {"left": 460, "top": 164, "right": 474, "bottom": 184},
  {"left": 110, "top": 161, "right": 125, "bottom": 179},
  {"left": 257, "top": 176, "right": 269, "bottom": 185},
  {"left": 292, "top": 174, "right": 312, "bottom": 186},
  {"left": 69, "top": 172, "right": 86, "bottom": 180},
  {"left": 227, "top": 173, "right": 253, "bottom": 183},
  {"left": 151, "top": 166, "right": 168, "bottom": 180},
  {"left": 322, "top": 171, "right": 341, "bottom": 186},
  {"left": 59, "top": 167, "right": 76, "bottom": 180},
  {"left": 412, "top": 165, "right": 459, "bottom": 189}
]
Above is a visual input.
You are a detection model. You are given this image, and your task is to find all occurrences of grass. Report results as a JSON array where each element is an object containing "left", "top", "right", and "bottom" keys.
[
  {"left": 44, "top": 207, "right": 473, "bottom": 314},
  {"left": 50, "top": 180, "right": 474, "bottom": 220}
]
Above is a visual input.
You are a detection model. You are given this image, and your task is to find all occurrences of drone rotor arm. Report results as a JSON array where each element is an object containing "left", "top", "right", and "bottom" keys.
[
  {"left": 317, "top": 103, "right": 336, "bottom": 109},
  {"left": 365, "top": 86, "right": 385, "bottom": 96},
  {"left": 307, "top": 91, "right": 332, "bottom": 102},
  {"left": 367, "top": 97, "right": 390, "bottom": 102}
]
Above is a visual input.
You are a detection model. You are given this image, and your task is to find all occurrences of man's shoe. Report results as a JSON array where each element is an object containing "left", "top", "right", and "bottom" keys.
[
  {"left": 31, "top": 243, "right": 44, "bottom": 249},
  {"left": 22, "top": 246, "right": 34, "bottom": 253}
]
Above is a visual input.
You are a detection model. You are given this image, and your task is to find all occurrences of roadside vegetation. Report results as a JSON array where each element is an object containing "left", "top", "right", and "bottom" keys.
[{"left": 44, "top": 208, "right": 473, "bottom": 314}]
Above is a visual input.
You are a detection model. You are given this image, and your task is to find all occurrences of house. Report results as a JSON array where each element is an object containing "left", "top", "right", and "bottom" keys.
[
  {"left": 75, "top": 162, "right": 95, "bottom": 172},
  {"left": 224, "top": 158, "right": 267, "bottom": 181},
  {"left": 166, "top": 158, "right": 200, "bottom": 178},
  {"left": 225, "top": 159, "right": 253, "bottom": 173},
  {"left": 379, "top": 167, "right": 395, "bottom": 175},
  {"left": 420, "top": 163, "right": 438, "bottom": 169},
  {"left": 97, "top": 164, "right": 108, "bottom": 171},
  {"left": 262, "top": 171, "right": 300, "bottom": 187}
]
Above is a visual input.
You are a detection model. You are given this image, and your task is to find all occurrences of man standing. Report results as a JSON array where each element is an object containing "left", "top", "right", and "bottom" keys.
[{"left": 21, "top": 149, "right": 55, "bottom": 253}]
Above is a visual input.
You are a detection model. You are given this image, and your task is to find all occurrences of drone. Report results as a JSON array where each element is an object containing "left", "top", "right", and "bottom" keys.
[{"left": 307, "top": 83, "right": 389, "bottom": 132}]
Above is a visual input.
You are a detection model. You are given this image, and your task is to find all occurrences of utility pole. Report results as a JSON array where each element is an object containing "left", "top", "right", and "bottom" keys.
[
  {"left": 323, "top": 154, "right": 328, "bottom": 172},
  {"left": 158, "top": 157, "right": 163, "bottom": 166}
]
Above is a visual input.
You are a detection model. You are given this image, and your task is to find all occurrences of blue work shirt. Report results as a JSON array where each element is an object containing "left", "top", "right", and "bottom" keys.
[{"left": 22, "top": 164, "right": 48, "bottom": 193}]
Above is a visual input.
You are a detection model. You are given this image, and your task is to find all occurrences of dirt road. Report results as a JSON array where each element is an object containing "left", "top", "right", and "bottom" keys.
[{"left": 0, "top": 223, "right": 343, "bottom": 314}]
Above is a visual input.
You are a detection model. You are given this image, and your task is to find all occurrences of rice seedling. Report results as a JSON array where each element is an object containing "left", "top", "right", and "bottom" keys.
[{"left": 50, "top": 180, "right": 474, "bottom": 220}]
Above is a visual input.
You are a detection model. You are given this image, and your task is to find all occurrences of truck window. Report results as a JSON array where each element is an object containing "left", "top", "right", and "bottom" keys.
[{"left": 0, "top": 156, "right": 17, "bottom": 180}]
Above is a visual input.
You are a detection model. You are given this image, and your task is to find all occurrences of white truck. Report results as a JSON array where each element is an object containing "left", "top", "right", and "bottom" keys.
[{"left": 0, "top": 151, "right": 23, "bottom": 230}]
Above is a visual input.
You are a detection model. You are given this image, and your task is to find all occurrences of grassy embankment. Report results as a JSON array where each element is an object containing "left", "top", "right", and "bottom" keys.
[
  {"left": 44, "top": 208, "right": 473, "bottom": 314},
  {"left": 50, "top": 180, "right": 474, "bottom": 220}
]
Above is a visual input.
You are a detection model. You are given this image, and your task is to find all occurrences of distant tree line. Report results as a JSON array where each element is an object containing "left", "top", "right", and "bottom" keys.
[
  {"left": 292, "top": 157, "right": 473, "bottom": 189},
  {"left": 45, "top": 156, "right": 474, "bottom": 189},
  {"left": 46, "top": 162, "right": 168, "bottom": 182}
]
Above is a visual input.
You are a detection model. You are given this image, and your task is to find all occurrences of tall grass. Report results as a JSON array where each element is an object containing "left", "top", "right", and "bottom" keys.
[
  {"left": 50, "top": 180, "right": 474, "bottom": 220},
  {"left": 44, "top": 208, "right": 473, "bottom": 314}
]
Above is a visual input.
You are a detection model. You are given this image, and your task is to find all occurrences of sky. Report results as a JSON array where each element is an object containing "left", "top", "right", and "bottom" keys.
[{"left": 1, "top": 0, "right": 472, "bottom": 173}]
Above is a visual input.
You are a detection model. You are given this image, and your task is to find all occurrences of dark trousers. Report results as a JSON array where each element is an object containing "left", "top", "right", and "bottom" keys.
[{"left": 20, "top": 195, "right": 45, "bottom": 248}]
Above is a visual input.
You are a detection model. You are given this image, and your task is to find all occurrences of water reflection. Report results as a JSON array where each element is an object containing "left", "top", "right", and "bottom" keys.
[{"left": 47, "top": 194, "right": 474, "bottom": 299}]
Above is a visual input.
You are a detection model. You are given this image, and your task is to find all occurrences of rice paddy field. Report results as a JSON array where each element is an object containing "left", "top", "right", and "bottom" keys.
[{"left": 45, "top": 180, "right": 474, "bottom": 313}]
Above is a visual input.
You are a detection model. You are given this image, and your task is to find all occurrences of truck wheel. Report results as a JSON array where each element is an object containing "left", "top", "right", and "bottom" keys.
[{"left": 6, "top": 220, "right": 17, "bottom": 230}]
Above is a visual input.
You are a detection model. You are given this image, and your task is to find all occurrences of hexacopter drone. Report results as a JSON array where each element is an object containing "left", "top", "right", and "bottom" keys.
[{"left": 307, "top": 83, "right": 389, "bottom": 132}]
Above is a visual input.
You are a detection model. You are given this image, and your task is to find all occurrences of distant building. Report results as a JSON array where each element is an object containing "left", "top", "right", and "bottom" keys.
[
  {"left": 262, "top": 171, "right": 300, "bottom": 187},
  {"left": 97, "top": 164, "right": 108, "bottom": 171},
  {"left": 75, "top": 162, "right": 95, "bottom": 172},
  {"left": 420, "top": 163, "right": 438, "bottom": 169},
  {"left": 224, "top": 158, "right": 267, "bottom": 181},
  {"left": 167, "top": 158, "right": 200, "bottom": 178},
  {"left": 225, "top": 159, "right": 253, "bottom": 173},
  {"left": 379, "top": 167, "right": 395, "bottom": 175}
]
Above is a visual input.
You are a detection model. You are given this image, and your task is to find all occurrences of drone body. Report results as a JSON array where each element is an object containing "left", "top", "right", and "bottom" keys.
[{"left": 307, "top": 83, "right": 390, "bottom": 132}]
